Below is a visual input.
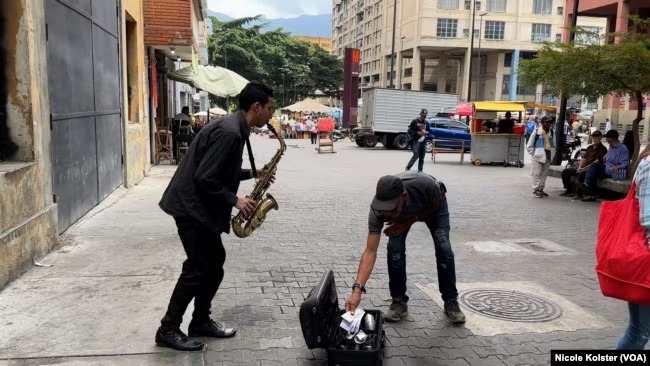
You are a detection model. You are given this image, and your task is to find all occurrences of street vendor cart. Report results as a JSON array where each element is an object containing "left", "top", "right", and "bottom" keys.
[{"left": 468, "top": 101, "right": 527, "bottom": 167}]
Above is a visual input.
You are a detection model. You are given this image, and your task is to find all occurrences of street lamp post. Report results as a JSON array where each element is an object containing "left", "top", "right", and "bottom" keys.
[
  {"left": 466, "top": 0, "right": 476, "bottom": 102},
  {"left": 389, "top": 0, "right": 397, "bottom": 88},
  {"left": 476, "top": 13, "right": 488, "bottom": 100}
]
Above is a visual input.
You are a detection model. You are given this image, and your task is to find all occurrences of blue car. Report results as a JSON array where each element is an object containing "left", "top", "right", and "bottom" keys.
[{"left": 424, "top": 118, "right": 472, "bottom": 153}]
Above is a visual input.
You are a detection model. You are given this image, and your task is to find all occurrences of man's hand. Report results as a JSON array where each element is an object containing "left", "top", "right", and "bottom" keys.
[
  {"left": 383, "top": 217, "right": 416, "bottom": 237},
  {"left": 612, "top": 165, "right": 619, "bottom": 173},
  {"left": 257, "top": 164, "right": 276, "bottom": 188},
  {"left": 236, "top": 197, "right": 256, "bottom": 218},
  {"left": 345, "top": 291, "right": 362, "bottom": 315}
]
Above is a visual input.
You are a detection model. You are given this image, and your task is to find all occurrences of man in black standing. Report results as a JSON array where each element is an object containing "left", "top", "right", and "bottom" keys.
[
  {"left": 406, "top": 108, "right": 430, "bottom": 172},
  {"left": 155, "top": 81, "right": 276, "bottom": 351}
]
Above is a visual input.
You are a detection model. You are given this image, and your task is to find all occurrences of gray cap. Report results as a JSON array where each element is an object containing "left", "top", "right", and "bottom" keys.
[{"left": 371, "top": 175, "right": 404, "bottom": 211}]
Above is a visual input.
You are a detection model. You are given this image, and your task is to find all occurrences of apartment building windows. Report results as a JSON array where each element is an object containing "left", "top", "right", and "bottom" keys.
[
  {"left": 532, "top": 0, "right": 551, "bottom": 15},
  {"left": 486, "top": 0, "right": 506, "bottom": 12},
  {"left": 438, "top": 0, "right": 459, "bottom": 9},
  {"left": 531, "top": 23, "right": 551, "bottom": 42},
  {"left": 484, "top": 21, "right": 505, "bottom": 40},
  {"left": 437, "top": 19, "right": 458, "bottom": 38},
  {"left": 557, "top": 6, "right": 564, "bottom": 15},
  {"left": 464, "top": 0, "right": 481, "bottom": 10}
]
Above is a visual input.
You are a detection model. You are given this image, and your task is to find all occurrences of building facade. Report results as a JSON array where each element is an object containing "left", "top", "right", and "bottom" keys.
[
  {"left": 144, "top": 0, "right": 209, "bottom": 144},
  {"left": 1, "top": 0, "right": 152, "bottom": 289},
  {"left": 295, "top": 36, "right": 334, "bottom": 52},
  {"left": 332, "top": 0, "right": 606, "bottom": 105}
]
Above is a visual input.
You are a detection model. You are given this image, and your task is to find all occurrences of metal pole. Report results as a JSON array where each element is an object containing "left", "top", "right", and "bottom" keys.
[
  {"left": 553, "top": 0, "right": 579, "bottom": 165},
  {"left": 466, "top": 0, "right": 476, "bottom": 102},
  {"left": 476, "top": 13, "right": 487, "bottom": 100},
  {"left": 389, "top": 0, "right": 397, "bottom": 88}
]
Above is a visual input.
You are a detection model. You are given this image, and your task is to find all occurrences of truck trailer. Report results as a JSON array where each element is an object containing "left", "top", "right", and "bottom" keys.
[{"left": 353, "top": 88, "right": 460, "bottom": 149}]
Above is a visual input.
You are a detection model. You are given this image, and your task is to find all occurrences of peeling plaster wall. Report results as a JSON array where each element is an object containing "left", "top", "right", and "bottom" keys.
[
  {"left": 0, "top": 0, "right": 57, "bottom": 289},
  {"left": 122, "top": 0, "right": 151, "bottom": 188}
]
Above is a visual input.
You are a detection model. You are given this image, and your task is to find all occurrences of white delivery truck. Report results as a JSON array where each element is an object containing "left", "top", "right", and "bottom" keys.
[{"left": 353, "top": 88, "right": 459, "bottom": 149}]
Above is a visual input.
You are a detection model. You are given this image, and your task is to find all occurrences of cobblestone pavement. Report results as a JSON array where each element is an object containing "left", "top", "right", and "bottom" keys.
[{"left": 0, "top": 134, "right": 629, "bottom": 366}]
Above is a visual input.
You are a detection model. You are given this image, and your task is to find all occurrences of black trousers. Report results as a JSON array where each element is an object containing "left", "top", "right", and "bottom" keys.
[{"left": 160, "top": 216, "right": 226, "bottom": 332}]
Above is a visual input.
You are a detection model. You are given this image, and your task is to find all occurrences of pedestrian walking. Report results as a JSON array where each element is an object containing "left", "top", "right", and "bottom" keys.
[
  {"left": 614, "top": 142, "right": 650, "bottom": 349},
  {"left": 405, "top": 109, "right": 430, "bottom": 172},
  {"left": 155, "top": 81, "right": 277, "bottom": 351},
  {"left": 527, "top": 116, "right": 556, "bottom": 198},
  {"left": 344, "top": 171, "right": 466, "bottom": 325}
]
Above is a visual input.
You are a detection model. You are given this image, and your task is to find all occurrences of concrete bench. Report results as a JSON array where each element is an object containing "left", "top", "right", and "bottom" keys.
[
  {"left": 430, "top": 139, "right": 467, "bottom": 164},
  {"left": 548, "top": 166, "right": 631, "bottom": 194}
]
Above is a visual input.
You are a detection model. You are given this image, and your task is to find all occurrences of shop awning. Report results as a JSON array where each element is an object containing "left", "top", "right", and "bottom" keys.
[
  {"left": 526, "top": 102, "right": 557, "bottom": 112},
  {"left": 473, "top": 101, "right": 527, "bottom": 112}
]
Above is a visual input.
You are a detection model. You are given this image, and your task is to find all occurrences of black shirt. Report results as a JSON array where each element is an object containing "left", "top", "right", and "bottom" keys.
[
  {"left": 159, "top": 110, "right": 254, "bottom": 234},
  {"left": 498, "top": 118, "right": 514, "bottom": 133},
  {"left": 408, "top": 117, "right": 430, "bottom": 142}
]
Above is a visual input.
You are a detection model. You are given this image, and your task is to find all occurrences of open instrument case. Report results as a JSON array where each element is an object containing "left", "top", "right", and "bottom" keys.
[{"left": 299, "top": 270, "right": 385, "bottom": 366}]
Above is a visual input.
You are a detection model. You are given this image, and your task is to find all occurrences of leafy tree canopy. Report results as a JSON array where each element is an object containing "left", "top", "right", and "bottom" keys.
[
  {"left": 519, "top": 19, "right": 650, "bottom": 173},
  {"left": 208, "top": 15, "right": 343, "bottom": 109}
]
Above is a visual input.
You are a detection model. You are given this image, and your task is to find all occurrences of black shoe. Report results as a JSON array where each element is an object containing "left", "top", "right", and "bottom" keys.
[
  {"left": 188, "top": 319, "right": 237, "bottom": 338},
  {"left": 155, "top": 327, "right": 205, "bottom": 351},
  {"left": 581, "top": 196, "right": 597, "bottom": 202},
  {"left": 444, "top": 300, "right": 466, "bottom": 324},
  {"left": 559, "top": 190, "right": 574, "bottom": 197}
]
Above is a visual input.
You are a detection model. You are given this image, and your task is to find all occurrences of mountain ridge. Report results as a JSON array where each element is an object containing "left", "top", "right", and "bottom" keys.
[{"left": 207, "top": 10, "right": 331, "bottom": 38}]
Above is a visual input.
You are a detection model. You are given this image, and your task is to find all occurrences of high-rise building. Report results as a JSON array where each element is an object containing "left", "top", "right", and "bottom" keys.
[{"left": 332, "top": 0, "right": 606, "bottom": 104}]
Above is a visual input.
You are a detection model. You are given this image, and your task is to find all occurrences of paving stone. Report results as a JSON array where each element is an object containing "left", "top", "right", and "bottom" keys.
[{"left": 241, "top": 349, "right": 278, "bottom": 363}]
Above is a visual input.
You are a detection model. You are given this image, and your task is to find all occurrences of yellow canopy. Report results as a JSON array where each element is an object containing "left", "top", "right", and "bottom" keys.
[
  {"left": 526, "top": 102, "right": 557, "bottom": 112},
  {"left": 473, "top": 101, "right": 527, "bottom": 112}
]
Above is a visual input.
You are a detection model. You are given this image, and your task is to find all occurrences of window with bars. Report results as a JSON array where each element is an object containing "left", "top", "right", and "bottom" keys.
[
  {"left": 486, "top": 0, "right": 506, "bottom": 12},
  {"left": 484, "top": 21, "right": 505, "bottom": 40},
  {"left": 437, "top": 19, "right": 458, "bottom": 38},
  {"left": 532, "top": 0, "right": 551, "bottom": 14},
  {"left": 531, "top": 23, "right": 551, "bottom": 42},
  {"left": 438, "top": 0, "right": 459, "bottom": 9}
]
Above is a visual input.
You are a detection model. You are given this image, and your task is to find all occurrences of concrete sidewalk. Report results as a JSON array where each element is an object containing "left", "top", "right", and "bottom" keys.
[{"left": 0, "top": 135, "right": 630, "bottom": 366}]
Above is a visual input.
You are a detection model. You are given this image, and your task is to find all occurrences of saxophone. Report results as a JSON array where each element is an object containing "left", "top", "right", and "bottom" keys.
[{"left": 231, "top": 122, "right": 286, "bottom": 238}]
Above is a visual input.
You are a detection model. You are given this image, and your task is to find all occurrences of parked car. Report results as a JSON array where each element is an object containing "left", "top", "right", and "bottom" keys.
[{"left": 424, "top": 118, "right": 471, "bottom": 153}]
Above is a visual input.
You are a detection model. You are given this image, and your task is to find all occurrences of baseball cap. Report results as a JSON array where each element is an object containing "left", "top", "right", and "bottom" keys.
[
  {"left": 420, "top": 108, "right": 428, "bottom": 115},
  {"left": 371, "top": 175, "right": 405, "bottom": 211},
  {"left": 605, "top": 129, "right": 619, "bottom": 138}
]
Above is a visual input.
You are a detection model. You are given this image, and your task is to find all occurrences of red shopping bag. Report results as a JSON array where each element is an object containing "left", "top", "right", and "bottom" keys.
[{"left": 595, "top": 181, "right": 650, "bottom": 304}]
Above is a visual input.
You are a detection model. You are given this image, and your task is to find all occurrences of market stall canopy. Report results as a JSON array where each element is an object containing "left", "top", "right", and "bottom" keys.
[
  {"left": 281, "top": 98, "right": 338, "bottom": 113},
  {"left": 167, "top": 65, "right": 249, "bottom": 98},
  {"left": 526, "top": 102, "right": 557, "bottom": 112},
  {"left": 474, "top": 101, "right": 527, "bottom": 112},
  {"left": 456, "top": 102, "right": 473, "bottom": 116},
  {"left": 209, "top": 107, "right": 228, "bottom": 115}
]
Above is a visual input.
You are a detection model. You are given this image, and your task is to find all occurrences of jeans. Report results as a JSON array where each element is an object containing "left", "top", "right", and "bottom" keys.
[
  {"left": 561, "top": 168, "right": 587, "bottom": 191},
  {"left": 584, "top": 163, "right": 610, "bottom": 196},
  {"left": 160, "top": 216, "right": 226, "bottom": 332},
  {"left": 386, "top": 200, "right": 458, "bottom": 303},
  {"left": 616, "top": 302, "right": 650, "bottom": 350},
  {"left": 407, "top": 140, "right": 427, "bottom": 172}
]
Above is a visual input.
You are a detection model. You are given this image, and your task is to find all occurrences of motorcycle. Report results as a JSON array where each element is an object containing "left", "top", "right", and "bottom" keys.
[
  {"left": 561, "top": 135, "right": 585, "bottom": 168},
  {"left": 332, "top": 128, "right": 353, "bottom": 142}
]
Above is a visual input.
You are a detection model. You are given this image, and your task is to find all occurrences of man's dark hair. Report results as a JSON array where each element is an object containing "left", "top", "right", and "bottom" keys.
[
  {"left": 238, "top": 81, "right": 275, "bottom": 112},
  {"left": 181, "top": 106, "right": 189, "bottom": 114}
]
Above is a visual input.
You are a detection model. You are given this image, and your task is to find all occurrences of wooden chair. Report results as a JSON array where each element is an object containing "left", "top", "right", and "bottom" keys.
[{"left": 155, "top": 117, "right": 173, "bottom": 164}]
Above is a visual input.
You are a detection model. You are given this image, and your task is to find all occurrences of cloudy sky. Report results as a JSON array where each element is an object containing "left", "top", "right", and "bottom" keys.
[{"left": 207, "top": 0, "right": 331, "bottom": 19}]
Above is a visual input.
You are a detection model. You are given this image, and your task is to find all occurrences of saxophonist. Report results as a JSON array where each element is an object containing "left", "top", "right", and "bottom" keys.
[{"left": 155, "top": 81, "right": 276, "bottom": 351}]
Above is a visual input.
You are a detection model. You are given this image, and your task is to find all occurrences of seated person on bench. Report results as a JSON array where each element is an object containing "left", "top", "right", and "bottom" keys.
[
  {"left": 560, "top": 130, "right": 607, "bottom": 198},
  {"left": 581, "top": 129, "right": 630, "bottom": 202}
]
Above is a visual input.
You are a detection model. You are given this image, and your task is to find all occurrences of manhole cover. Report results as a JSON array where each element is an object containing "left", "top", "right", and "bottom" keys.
[{"left": 459, "top": 289, "right": 562, "bottom": 322}]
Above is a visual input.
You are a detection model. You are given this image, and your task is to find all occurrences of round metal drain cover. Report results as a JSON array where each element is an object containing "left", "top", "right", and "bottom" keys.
[{"left": 459, "top": 289, "right": 562, "bottom": 322}]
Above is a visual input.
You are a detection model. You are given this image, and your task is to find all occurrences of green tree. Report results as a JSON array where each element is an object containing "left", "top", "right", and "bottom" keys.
[
  {"left": 519, "top": 23, "right": 650, "bottom": 175},
  {"left": 207, "top": 16, "right": 343, "bottom": 109}
]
